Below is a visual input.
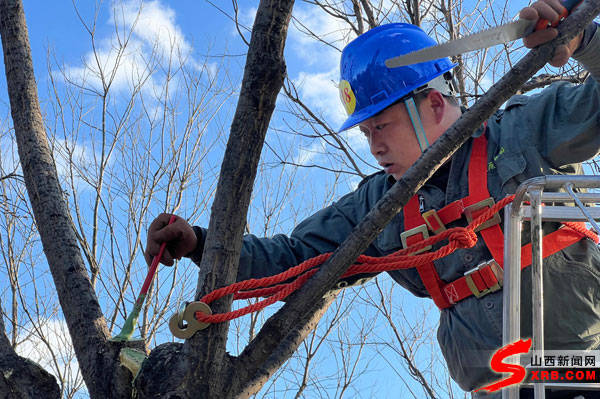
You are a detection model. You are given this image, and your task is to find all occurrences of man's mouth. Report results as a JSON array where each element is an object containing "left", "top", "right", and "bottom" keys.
[{"left": 380, "top": 162, "right": 394, "bottom": 173}]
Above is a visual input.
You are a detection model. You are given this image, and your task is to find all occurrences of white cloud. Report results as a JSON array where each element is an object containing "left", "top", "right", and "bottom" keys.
[
  {"left": 289, "top": 5, "right": 354, "bottom": 70},
  {"left": 239, "top": 6, "right": 257, "bottom": 31},
  {"left": 0, "top": 135, "right": 20, "bottom": 177},
  {"left": 293, "top": 70, "right": 346, "bottom": 127},
  {"left": 293, "top": 140, "right": 325, "bottom": 166},
  {"left": 16, "top": 318, "right": 84, "bottom": 396},
  {"left": 63, "top": 0, "right": 195, "bottom": 95},
  {"left": 0, "top": 134, "right": 99, "bottom": 193},
  {"left": 116, "top": 0, "right": 190, "bottom": 57}
]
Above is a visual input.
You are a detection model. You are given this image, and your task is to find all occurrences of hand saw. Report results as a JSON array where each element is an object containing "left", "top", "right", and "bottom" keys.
[{"left": 385, "top": 0, "right": 582, "bottom": 68}]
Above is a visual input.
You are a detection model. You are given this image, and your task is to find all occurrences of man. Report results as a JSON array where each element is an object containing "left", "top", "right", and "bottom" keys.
[{"left": 146, "top": 1, "right": 600, "bottom": 397}]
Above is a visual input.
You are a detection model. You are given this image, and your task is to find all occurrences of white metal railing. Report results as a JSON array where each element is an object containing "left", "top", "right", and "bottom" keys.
[{"left": 502, "top": 175, "right": 600, "bottom": 399}]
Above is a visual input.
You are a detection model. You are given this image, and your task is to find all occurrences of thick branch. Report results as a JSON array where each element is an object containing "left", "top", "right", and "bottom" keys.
[
  {"left": 236, "top": 0, "right": 600, "bottom": 384},
  {"left": 0, "top": 1, "right": 131, "bottom": 397},
  {"left": 0, "top": 303, "right": 11, "bottom": 358},
  {"left": 517, "top": 72, "right": 588, "bottom": 94},
  {"left": 0, "top": 300, "right": 60, "bottom": 399},
  {"left": 151, "top": 1, "right": 296, "bottom": 398}
]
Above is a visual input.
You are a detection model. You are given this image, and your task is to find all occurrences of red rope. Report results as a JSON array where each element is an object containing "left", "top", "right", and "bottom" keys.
[{"left": 194, "top": 195, "right": 597, "bottom": 324}]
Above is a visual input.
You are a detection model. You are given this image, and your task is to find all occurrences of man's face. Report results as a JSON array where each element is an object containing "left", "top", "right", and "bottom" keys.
[{"left": 359, "top": 99, "right": 441, "bottom": 180}]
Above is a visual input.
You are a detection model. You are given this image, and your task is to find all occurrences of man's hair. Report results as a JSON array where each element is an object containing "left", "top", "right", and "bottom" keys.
[{"left": 413, "top": 88, "right": 460, "bottom": 108}]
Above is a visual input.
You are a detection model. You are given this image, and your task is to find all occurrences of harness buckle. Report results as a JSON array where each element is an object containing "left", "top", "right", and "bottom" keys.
[
  {"left": 400, "top": 224, "right": 431, "bottom": 254},
  {"left": 464, "top": 260, "right": 503, "bottom": 298},
  {"left": 422, "top": 209, "right": 446, "bottom": 234},
  {"left": 464, "top": 197, "right": 501, "bottom": 232}
]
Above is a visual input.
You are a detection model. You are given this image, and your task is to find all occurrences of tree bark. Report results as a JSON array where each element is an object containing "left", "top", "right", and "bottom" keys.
[
  {"left": 0, "top": 1, "right": 133, "bottom": 397},
  {"left": 135, "top": 0, "right": 299, "bottom": 397},
  {"left": 210, "top": 0, "right": 600, "bottom": 393},
  {"left": 137, "top": 1, "right": 600, "bottom": 398},
  {"left": 0, "top": 300, "right": 60, "bottom": 399},
  {"left": 4, "top": 0, "right": 600, "bottom": 397}
]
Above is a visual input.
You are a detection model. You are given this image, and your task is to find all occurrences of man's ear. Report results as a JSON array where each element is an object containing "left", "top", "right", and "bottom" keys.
[{"left": 425, "top": 90, "right": 445, "bottom": 124}]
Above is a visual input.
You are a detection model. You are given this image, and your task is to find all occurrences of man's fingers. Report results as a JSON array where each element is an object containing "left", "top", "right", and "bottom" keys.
[
  {"left": 519, "top": 7, "right": 539, "bottom": 22},
  {"left": 160, "top": 249, "right": 175, "bottom": 266},
  {"left": 145, "top": 213, "right": 197, "bottom": 267},
  {"left": 523, "top": 27, "right": 558, "bottom": 48},
  {"left": 531, "top": 0, "right": 563, "bottom": 25},
  {"left": 145, "top": 241, "right": 175, "bottom": 266},
  {"left": 550, "top": 45, "right": 571, "bottom": 67},
  {"left": 148, "top": 213, "right": 176, "bottom": 234},
  {"left": 152, "top": 223, "right": 183, "bottom": 243}
]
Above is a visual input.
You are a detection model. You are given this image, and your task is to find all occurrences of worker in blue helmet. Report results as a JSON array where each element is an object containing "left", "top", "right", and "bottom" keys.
[{"left": 147, "top": 1, "right": 600, "bottom": 397}]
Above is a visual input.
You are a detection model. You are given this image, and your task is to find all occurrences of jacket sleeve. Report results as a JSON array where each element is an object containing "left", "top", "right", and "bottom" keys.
[
  {"left": 501, "top": 25, "right": 600, "bottom": 169},
  {"left": 186, "top": 176, "right": 384, "bottom": 282},
  {"left": 236, "top": 180, "right": 382, "bottom": 281}
]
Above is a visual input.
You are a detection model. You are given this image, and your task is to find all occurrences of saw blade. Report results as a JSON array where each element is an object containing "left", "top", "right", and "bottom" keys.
[{"left": 385, "top": 18, "right": 536, "bottom": 68}]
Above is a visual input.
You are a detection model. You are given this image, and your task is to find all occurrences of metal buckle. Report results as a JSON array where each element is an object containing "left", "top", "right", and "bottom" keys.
[
  {"left": 464, "top": 197, "right": 501, "bottom": 232},
  {"left": 169, "top": 301, "right": 212, "bottom": 339},
  {"left": 400, "top": 224, "right": 431, "bottom": 254},
  {"left": 464, "top": 260, "right": 503, "bottom": 298},
  {"left": 422, "top": 209, "right": 446, "bottom": 234}
]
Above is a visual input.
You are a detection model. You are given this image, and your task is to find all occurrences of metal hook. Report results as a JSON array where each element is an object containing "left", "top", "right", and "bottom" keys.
[{"left": 169, "top": 302, "right": 212, "bottom": 339}]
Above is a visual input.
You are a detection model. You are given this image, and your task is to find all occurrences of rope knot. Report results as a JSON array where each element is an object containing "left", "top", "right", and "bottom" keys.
[{"left": 449, "top": 228, "right": 477, "bottom": 248}]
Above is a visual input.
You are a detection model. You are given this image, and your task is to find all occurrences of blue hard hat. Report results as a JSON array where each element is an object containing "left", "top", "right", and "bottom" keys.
[{"left": 338, "top": 23, "right": 457, "bottom": 132}]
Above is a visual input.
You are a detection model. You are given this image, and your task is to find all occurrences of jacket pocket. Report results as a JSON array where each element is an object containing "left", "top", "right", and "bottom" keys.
[{"left": 488, "top": 150, "right": 527, "bottom": 196}]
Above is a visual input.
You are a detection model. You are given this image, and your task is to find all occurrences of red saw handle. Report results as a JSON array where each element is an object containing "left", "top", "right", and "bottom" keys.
[
  {"left": 141, "top": 214, "right": 177, "bottom": 296},
  {"left": 535, "top": 0, "right": 582, "bottom": 31}
]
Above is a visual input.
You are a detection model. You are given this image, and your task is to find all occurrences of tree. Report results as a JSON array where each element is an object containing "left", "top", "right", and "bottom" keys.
[{"left": 1, "top": 0, "right": 599, "bottom": 398}]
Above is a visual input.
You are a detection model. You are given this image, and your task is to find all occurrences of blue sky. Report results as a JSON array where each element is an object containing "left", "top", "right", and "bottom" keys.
[
  {"left": 4, "top": 2, "right": 420, "bottom": 397},
  {"left": 6, "top": 1, "right": 590, "bottom": 397}
]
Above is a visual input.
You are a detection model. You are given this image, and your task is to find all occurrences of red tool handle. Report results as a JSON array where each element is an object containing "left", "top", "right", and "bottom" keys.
[
  {"left": 140, "top": 214, "right": 177, "bottom": 296},
  {"left": 535, "top": 0, "right": 581, "bottom": 31}
]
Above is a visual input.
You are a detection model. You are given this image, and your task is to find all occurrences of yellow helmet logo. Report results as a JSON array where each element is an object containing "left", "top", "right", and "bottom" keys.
[{"left": 339, "top": 80, "right": 356, "bottom": 115}]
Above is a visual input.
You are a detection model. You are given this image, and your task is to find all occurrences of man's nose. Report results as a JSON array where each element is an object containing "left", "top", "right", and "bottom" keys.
[{"left": 369, "top": 132, "right": 386, "bottom": 156}]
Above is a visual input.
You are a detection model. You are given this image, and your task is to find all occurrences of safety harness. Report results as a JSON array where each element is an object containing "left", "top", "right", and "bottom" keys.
[
  {"left": 403, "top": 133, "right": 597, "bottom": 309},
  {"left": 168, "top": 133, "right": 598, "bottom": 338}
]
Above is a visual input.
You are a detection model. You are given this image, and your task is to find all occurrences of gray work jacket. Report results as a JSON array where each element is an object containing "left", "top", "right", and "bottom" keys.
[{"left": 192, "top": 25, "right": 600, "bottom": 392}]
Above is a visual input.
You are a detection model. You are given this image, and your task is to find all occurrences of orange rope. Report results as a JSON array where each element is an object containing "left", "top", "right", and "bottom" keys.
[{"left": 194, "top": 195, "right": 597, "bottom": 324}]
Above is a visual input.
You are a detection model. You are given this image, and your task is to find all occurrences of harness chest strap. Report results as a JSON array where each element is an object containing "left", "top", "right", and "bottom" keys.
[{"left": 403, "top": 134, "right": 594, "bottom": 309}]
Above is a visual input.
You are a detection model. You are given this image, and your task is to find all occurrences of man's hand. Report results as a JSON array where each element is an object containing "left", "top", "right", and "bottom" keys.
[
  {"left": 145, "top": 213, "right": 197, "bottom": 266},
  {"left": 520, "top": 0, "right": 583, "bottom": 67}
]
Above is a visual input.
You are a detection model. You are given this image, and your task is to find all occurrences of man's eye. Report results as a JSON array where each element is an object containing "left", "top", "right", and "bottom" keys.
[{"left": 375, "top": 123, "right": 387, "bottom": 130}]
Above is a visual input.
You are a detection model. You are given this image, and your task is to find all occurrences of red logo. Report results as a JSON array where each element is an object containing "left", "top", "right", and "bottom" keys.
[
  {"left": 343, "top": 87, "right": 351, "bottom": 104},
  {"left": 475, "top": 338, "right": 532, "bottom": 393}
]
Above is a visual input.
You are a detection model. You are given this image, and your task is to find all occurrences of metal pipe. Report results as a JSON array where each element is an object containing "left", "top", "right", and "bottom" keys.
[
  {"left": 529, "top": 187, "right": 545, "bottom": 399},
  {"left": 511, "top": 175, "right": 600, "bottom": 217},
  {"left": 520, "top": 206, "right": 600, "bottom": 222},
  {"left": 540, "top": 192, "right": 600, "bottom": 203},
  {"left": 564, "top": 182, "right": 600, "bottom": 233},
  {"left": 502, "top": 202, "right": 522, "bottom": 399}
]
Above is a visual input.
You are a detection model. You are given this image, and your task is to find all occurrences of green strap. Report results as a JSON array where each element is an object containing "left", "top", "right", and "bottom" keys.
[{"left": 405, "top": 97, "right": 429, "bottom": 152}]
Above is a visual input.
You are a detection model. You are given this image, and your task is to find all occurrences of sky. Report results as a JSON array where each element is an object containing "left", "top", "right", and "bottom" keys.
[
  {"left": 3, "top": 2, "right": 394, "bottom": 397},
  {"left": 3, "top": 1, "right": 597, "bottom": 398}
]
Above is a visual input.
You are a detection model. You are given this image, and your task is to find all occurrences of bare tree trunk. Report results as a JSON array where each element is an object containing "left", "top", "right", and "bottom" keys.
[
  {"left": 0, "top": 300, "right": 60, "bottom": 399},
  {"left": 3, "top": 0, "right": 600, "bottom": 397},
  {"left": 142, "top": 1, "right": 600, "bottom": 397},
  {"left": 135, "top": 0, "right": 302, "bottom": 396},
  {"left": 0, "top": 1, "right": 132, "bottom": 397}
]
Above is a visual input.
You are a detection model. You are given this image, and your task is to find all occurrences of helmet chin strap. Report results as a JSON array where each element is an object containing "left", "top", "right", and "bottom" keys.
[{"left": 404, "top": 97, "right": 429, "bottom": 152}]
